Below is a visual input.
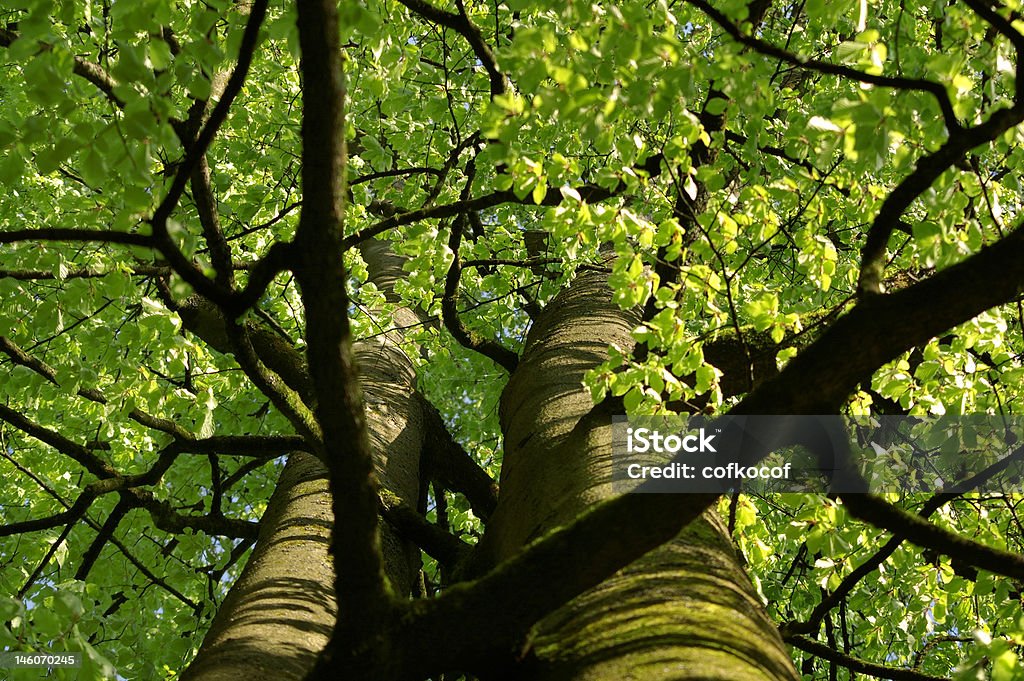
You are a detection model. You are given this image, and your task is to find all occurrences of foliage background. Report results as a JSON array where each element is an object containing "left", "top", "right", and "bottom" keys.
[{"left": 0, "top": 0, "right": 1023, "bottom": 679}]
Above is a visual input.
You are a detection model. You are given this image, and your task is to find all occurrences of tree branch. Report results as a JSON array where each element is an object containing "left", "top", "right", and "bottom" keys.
[
  {"left": 341, "top": 154, "right": 663, "bottom": 249},
  {"left": 463, "top": 257, "right": 562, "bottom": 270},
  {"left": 442, "top": 163, "right": 520, "bottom": 373},
  {"left": 352, "top": 166, "right": 444, "bottom": 186},
  {"left": 420, "top": 398, "right": 499, "bottom": 521},
  {"left": 0, "top": 335, "right": 194, "bottom": 440},
  {"left": 230, "top": 240, "right": 296, "bottom": 313},
  {"left": 74, "top": 498, "right": 130, "bottom": 580},
  {"left": 0, "top": 403, "right": 118, "bottom": 479},
  {"left": 222, "top": 318, "right": 322, "bottom": 446},
  {"left": 379, "top": 490, "right": 472, "bottom": 568},
  {"left": 2, "top": 450, "right": 199, "bottom": 609},
  {"left": 396, "top": 0, "right": 506, "bottom": 96},
  {"left": 839, "top": 492, "right": 1024, "bottom": 580},
  {"left": 784, "top": 634, "right": 950, "bottom": 681},
  {"left": 0, "top": 481, "right": 111, "bottom": 537},
  {"left": 786, "top": 440, "right": 1024, "bottom": 635},
  {"left": 683, "top": 0, "right": 961, "bottom": 133},
  {"left": 126, "top": 488, "right": 260, "bottom": 539},
  {"left": 858, "top": 105, "right": 1024, "bottom": 296},
  {"left": 178, "top": 434, "right": 311, "bottom": 457},
  {"left": 0, "top": 28, "right": 124, "bottom": 108},
  {"left": 149, "top": 0, "right": 270, "bottom": 310},
  {"left": 961, "top": 0, "right": 1024, "bottom": 101},
  {"left": 293, "top": 0, "right": 392, "bottom": 630},
  {"left": 190, "top": 155, "right": 234, "bottom": 288},
  {"left": 176, "top": 295, "right": 314, "bottom": 399},
  {"left": 0, "top": 228, "right": 153, "bottom": 248}
]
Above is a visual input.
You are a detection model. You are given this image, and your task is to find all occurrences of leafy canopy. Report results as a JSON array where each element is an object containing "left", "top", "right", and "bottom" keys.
[{"left": 0, "top": 0, "right": 1023, "bottom": 679}]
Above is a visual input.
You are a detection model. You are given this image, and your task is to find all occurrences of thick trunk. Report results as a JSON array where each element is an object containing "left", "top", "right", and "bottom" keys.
[
  {"left": 181, "top": 242, "right": 423, "bottom": 680},
  {"left": 483, "top": 268, "right": 799, "bottom": 681},
  {"left": 179, "top": 452, "right": 335, "bottom": 681}
]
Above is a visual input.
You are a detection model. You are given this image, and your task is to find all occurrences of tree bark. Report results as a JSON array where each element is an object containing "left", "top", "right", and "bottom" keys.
[
  {"left": 179, "top": 452, "right": 335, "bottom": 681},
  {"left": 482, "top": 267, "right": 799, "bottom": 681},
  {"left": 180, "top": 241, "right": 424, "bottom": 680},
  {"left": 180, "top": 257, "right": 802, "bottom": 680}
]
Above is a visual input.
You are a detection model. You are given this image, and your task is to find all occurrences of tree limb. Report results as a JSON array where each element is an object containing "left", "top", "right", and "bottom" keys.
[
  {"left": 149, "top": 0, "right": 271, "bottom": 311},
  {"left": 0, "top": 335, "right": 194, "bottom": 440},
  {"left": 784, "top": 634, "right": 950, "bottom": 681},
  {"left": 684, "top": 0, "right": 960, "bottom": 132},
  {"left": 961, "top": 0, "right": 1024, "bottom": 100},
  {"left": 341, "top": 154, "right": 665, "bottom": 249},
  {"left": 127, "top": 488, "right": 260, "bottom": 540},
  {"left": 857, "top": 105, "right": 1024, "bottom": 296},
  {"left": 74, "top": 498, "right": 131, "bottom": 580},
  {"left": 178, "top": 434, "right": 311, "bottom": 457},
  {"left": 0, "top": 403, "right": 118, "bottom": 479},
  {"left": 0, "top": 228, "right": 153, "bottom": 248},
  {"left": 396, "top": 0, "right": 506, "bottom": 97},
  {"left": 293, "top": 0, "right": 392, "bottom": 630},
  {"left": 839, "top": 492, "right": 1024, "bottom": 581},
  {"left": 379, "top": 490, "right": 473, "bottom": 568},
  {"left": 190, "top": 155, "right": 234, "bottom": 288},
  {"left": 420, "top": 398, "right": 499, "bottom": 521},
  {"left": 2, "top": 449, "right": 200, "bottom": 609},
  {"left": 442, "top": 165, "right": 520, "bottom": 373},
  {"left": 786, "top": 439, "right": 1024, "bottom": 635},
  {"left": 0, "top": 28, "right": 124, "bottom": 108}
]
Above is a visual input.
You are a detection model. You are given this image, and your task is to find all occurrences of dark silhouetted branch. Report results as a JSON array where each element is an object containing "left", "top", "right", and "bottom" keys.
[
  {"left": 379, "top": 490, "right": 472, "bottom": 567},
  {"left": 684, "top": 0, "right": 960, "bottom": 133},
  {"left": 784, "top": 634, "right": 950, "bottom": 681},
  {"left": 396, "top": 0, "right": 506, "bottom": 96},
  {"left": 442, "top": 163, "right": 520, "bottom": 373}
]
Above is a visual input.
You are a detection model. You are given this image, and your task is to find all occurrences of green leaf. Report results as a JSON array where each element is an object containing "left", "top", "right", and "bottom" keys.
[
  {"left": 32, "top": 607, "right": 64, "bottom": 637},
  {"left": 0, "top": 150, "right": 25, "bottom": 184},
  {"left": 704, "top": 97, "right": 728, "bottom": 116},
  {"left": 53, "top": 591, "right": 84, "bottom": 621},
  {"left": 532, "top": 177, "right": 548, "bottom": 205},
  {"left": 148, "top": 38, "right": 173, "bottom": 71}
]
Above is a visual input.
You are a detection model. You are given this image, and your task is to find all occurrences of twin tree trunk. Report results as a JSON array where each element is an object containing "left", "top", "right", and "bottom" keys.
[{"left": 180, "top": 254, "right": 797, "bottom": 680}]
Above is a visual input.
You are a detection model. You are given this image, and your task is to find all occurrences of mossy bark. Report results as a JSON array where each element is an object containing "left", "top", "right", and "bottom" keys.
[
  {"left": 180, "top": 242, "right": 423, "bottom": 680},
  {"left": 482, "top": 268, "right": 799, "bottom": 681},
  {"left": 179, "top": 452, "right": 335, "bottom": 681}
]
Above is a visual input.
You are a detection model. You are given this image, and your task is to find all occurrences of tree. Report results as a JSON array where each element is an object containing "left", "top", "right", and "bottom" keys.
[{"left": 1, "top": 0, "right": 1024, "bottom": 679}]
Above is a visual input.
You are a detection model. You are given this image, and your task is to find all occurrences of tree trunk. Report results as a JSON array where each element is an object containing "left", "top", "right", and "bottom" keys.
[
  {"left": 179, "top": 452, "right": 335, "bottom": 681},
  {"left": 481, "top": 267, "right": 799, "bottom": 681},
  {"left": 181, "top": 241, "right": 424, "bottom": 680},
  {"left": 182, "top": 257, "right": 798, "bottom": 680}
]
